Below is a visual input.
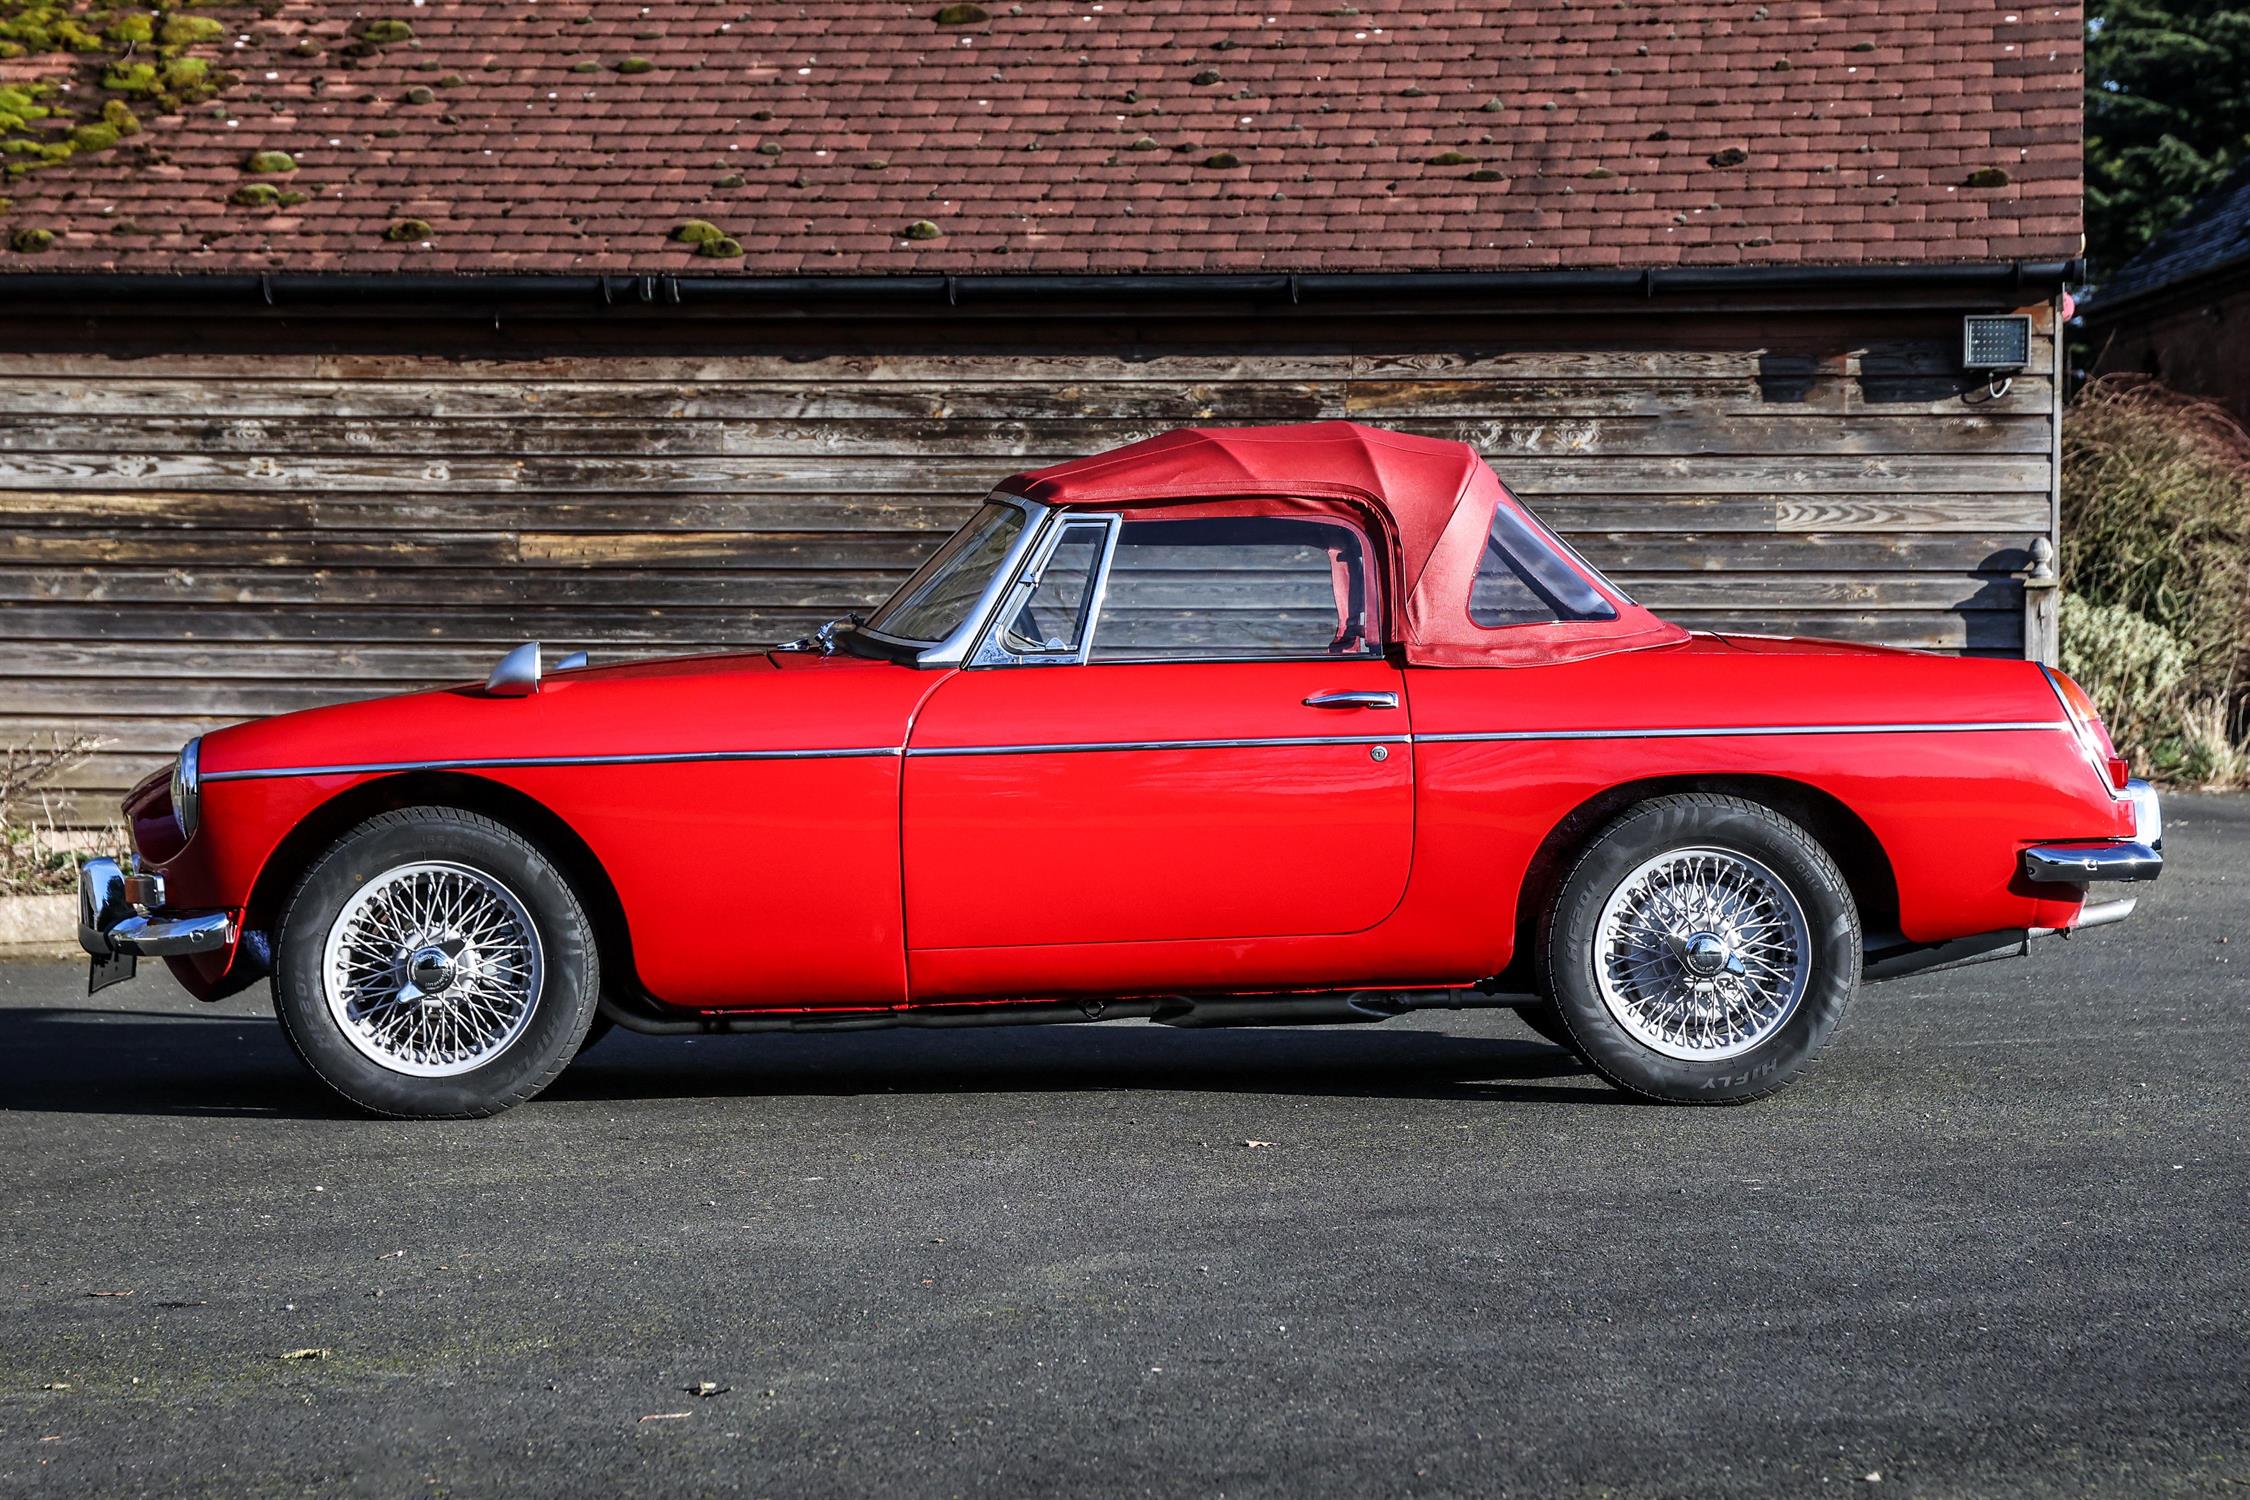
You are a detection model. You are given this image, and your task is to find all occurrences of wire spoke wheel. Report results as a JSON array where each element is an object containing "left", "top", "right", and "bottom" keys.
[
  {"left": 320, "top": 860, "right": 545, "bottom": 1078},
  {"left": 1593, "top": 845, "right": 1811, "bottom": 1062}
]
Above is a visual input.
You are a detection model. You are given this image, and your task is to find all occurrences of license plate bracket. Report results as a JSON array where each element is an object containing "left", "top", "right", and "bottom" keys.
[{"left": 87, "top": 949, "right": 136, "bottom": 994}]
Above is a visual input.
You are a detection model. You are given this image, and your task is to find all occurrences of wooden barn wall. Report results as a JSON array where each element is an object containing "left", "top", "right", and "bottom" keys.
[{"left": 0, "top": 303, "right": 2059, "bottom": 826}]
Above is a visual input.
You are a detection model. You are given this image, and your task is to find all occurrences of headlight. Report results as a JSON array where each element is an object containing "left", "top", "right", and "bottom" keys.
[{"left": 170, "top": 736, "right": 202, "bottom": 843}]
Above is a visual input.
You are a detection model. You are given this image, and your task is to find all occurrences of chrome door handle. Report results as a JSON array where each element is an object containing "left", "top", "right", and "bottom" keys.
[{"left": 1303, "top": 691, "right": 1399, "bottom": 710}]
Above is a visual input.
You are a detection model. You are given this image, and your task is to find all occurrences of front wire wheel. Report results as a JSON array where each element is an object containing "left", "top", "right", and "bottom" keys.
[
  {"left": 1541, "top": 794, "right": 1859, "bottom": 1103},
  {"left": 274, "top": 807, "right": 600, "bottom": 1118},
  {"left": 321, "top": 861, "right": 546, "bottom": 1078}
]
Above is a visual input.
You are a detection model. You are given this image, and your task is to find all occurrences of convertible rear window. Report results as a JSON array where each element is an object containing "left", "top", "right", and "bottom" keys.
[
  {"left": 1091, "top": 514, "right": 1379, "bottom": 661},
  {"left": 1469, "top": 502, "right": 1619, "bottom": 626}
]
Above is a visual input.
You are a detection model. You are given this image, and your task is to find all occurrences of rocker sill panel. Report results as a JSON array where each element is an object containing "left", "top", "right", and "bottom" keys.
[{"left": 200, "top": 722, "right": 2066, "bottom": 781}]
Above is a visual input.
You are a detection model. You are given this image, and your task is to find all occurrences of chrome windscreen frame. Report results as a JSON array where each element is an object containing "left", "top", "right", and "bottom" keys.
[
  {"left": 967, "top": 512, "right": 1122, "bottom": 668},
  {"left": 851, "top": 495, "right": 1054, "bottom": 668}
]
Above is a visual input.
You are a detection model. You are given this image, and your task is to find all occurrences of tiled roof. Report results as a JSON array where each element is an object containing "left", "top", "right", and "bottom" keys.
[
  {"left": 0, "top": 0, "right": 2084, "bottom": 275},
  {"left": 2091, "top": 160, "right": 2250, "bottom": 309}
]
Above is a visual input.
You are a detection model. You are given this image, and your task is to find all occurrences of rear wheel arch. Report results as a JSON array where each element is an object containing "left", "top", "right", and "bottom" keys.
[
  {"left": 1538, "top": 791, "right": 1860, "bottom": 1102},
  {"left": 1507, "top": 773, "right": 1899, "bottom": 980},
  {"left": 243, "top": 772, "right": 639, "bottom": 999}
]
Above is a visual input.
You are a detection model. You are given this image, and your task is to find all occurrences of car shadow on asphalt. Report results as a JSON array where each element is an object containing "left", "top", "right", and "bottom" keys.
[
  {"left": 0, "top": 1005, "right": 1614, "bottom": 1117},
  {"left": 553, "top": 1022, "right": 1611, "bottom": 1106},
  {"left": 0, "top": 1007, "right": 344, "bottom": 1119}
]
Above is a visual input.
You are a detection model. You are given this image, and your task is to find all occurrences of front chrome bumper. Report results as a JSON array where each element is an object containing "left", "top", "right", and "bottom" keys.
[
  {"left": 78, "top": 857, "right": 235, "bottom": 990},
  {"left": 2022, "top": 778, "right": 2165, "bottom": 886}
]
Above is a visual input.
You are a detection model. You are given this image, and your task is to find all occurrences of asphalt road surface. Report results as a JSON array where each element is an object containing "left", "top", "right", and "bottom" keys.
[{"left": 2, "top": 799, "right": 2244, "bottom": 1499}]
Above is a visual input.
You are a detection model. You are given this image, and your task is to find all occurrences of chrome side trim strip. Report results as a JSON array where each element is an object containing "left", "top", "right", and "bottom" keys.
[
  {"left": 204, "top": 720, "right": 2069, "bottom": 781},
  {"left": 1417, "top": 721, "right": 2066, "bottom": 744},
  {"left": 909, "top": 735, "right": 1399, "bottom": 758},
  {"left": 203, "top": 747, "right": 904, "bottom": 781}
]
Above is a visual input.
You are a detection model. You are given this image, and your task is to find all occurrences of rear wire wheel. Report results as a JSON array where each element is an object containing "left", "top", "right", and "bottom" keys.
[{"left": 1539, "top": 794, "right": 1859, "bottom": 1103}]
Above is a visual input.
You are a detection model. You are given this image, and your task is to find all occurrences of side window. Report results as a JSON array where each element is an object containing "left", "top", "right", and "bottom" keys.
[
  {"left": 1091, "top": 514, "right": 1379, "bottom": 661},
  {"left": 997, "top": 521, "right": 1108, "bottom": 658},
  {"left": 1469, "top": 502, "right": 1618, "bottom": 627}
]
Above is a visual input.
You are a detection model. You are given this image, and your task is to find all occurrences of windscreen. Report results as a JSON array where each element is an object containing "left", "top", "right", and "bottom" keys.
[{"left": 863, "top": 500, "right": 1027, "bottom": 643}]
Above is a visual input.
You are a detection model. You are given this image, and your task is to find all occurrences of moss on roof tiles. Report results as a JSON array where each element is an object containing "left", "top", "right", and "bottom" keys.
[
  {"left": 0, "top": 0, "right": 2092, "bottom": 275},
  {"left": 160, "top": 15, "right": 223, "bottom": 46},
  {"left": 0, "top": 5, "right": 234, "bottom": 178}
]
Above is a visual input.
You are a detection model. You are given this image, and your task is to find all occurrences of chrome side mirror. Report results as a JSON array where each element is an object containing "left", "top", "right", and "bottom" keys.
[{"left": 483, "top": 642, "right": 541, "bottom": 697}]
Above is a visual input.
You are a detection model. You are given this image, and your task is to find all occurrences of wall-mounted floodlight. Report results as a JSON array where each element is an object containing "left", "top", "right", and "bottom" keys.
[
  {"left": 1962, "top": 314, "right": 2033, "bottom": 371},
  {"left": 1961, "top": 313, "right": 2033, "bottom": 401}
]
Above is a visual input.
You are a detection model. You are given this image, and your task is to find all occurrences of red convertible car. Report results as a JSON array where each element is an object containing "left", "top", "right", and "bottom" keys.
[{"left": 80, "top": 422, "right": 2161, "bottom": 1117}]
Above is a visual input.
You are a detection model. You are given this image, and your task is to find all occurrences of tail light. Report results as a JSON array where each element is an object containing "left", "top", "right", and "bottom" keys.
[{"left": 2043, "top": 668, "right": 2130, "bottom": 792}]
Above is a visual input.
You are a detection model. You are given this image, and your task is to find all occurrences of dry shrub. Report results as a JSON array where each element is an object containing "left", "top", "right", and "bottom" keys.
[
  {"left": 1, "top": 735, "right": 106, "bottom": 897},
  {"left": 2176, "top": 699, "right": 2250, "bottom": 791},
  {"left": 2061, "top": 376, "right": 2250, "bottom": 785}
]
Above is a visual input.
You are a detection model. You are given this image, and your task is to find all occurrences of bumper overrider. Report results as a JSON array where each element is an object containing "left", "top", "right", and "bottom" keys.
[
  {"left": 2021, "top": 778, "right": 2165, "bottom": 889},
  {"left": 78, "top": 856, "right": 235, "bottom": 993}
]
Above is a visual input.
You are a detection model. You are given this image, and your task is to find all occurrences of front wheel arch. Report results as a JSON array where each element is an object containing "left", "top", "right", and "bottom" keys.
[
  {"left": 1503, "top": 773, "right": 1898, "bottom": 992},
  {"left": 242, "top": 771, "right": 639, "bottom": 1003}
]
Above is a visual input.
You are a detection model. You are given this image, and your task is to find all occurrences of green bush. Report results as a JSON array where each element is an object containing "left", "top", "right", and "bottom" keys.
[
  {"left": 2059, "top": 595, "right": 2186, "bottom": 755},
  {"left": 2060, "top": 376, "right": 2250, "bottom": 787}
]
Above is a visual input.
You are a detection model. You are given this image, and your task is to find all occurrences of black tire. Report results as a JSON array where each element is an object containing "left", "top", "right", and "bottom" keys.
[
  {"left": 272, "top": 807, "right": 601, "bottom": 1119},
  {"left": 1513, "top": 999, "right": 1583, "bottom": 1057},
  {"left": 1538, "top": 793, "right": 1859, "bottom": 1104},
  {"left": 577, "top": 1012, "right": 616, "bottom": 1055}
]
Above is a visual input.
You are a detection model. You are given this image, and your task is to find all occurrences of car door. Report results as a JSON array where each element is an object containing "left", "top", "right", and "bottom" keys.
[{"left": 902, "top": 505, "right": 1415, "bottom": 954}]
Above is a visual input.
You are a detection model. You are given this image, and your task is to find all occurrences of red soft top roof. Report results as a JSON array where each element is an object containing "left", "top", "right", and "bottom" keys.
[{"left": 999, "top": 422, "right": 1686, "bottom": 667}]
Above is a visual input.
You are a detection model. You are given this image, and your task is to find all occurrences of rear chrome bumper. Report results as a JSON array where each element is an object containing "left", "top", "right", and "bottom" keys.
[
  {"left": 2022, "top": 841, "right": 2164, "bottom": 883},
  {"left": 78, "top": 856, "right": 234, "bottom": 960},
  {"left": 2022, "top": 778, "right": 2165, "bottom": 885}
]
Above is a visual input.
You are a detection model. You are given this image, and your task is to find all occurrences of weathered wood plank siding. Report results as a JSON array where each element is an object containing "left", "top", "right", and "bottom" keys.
[{"left": 0, "top": 305, "right": 2059, "bottom": 824}]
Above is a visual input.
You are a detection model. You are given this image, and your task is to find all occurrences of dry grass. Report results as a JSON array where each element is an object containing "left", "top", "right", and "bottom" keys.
[
  {"left": 1, "top": 735, "right": 109, "bottom": 897},
  {"left": 2060, "top": 376, "right": 2250, "bottom": 787}
]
